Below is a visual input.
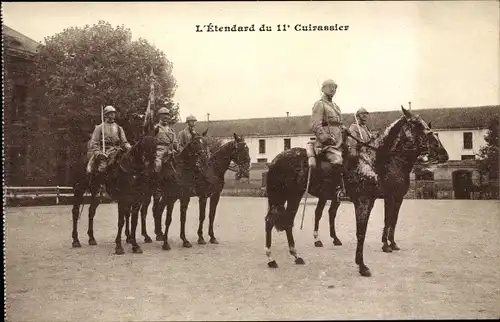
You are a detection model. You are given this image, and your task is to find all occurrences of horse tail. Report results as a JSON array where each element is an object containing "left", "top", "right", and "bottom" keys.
[{"left": 265, "top": 161, "right": 293, "bottom": 232}]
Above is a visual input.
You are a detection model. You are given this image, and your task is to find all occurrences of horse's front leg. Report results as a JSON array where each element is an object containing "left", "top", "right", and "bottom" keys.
[
  {"left": 354, "top": 196, "right": 375, "bottom": 277},
  {"left": 208, "top": 193, "right": 221, "bottom": 244},
  {"left": 153, "top": 191, "right": 165, "bottom": 241},
  {"left": 87, "top": 189, "right": 100, "bottom": 246},
  {"left": 328, "top": 199, "right": 342, "bottom": 246},
  {"left": 382, "top": 196, "right": 394, "bottom": 253},
  {"left": 140, "top": 194, "right": 152, "bottom": 243},
  {"left": 313, "top": 198, "right": 327, "bottom": 247},
  {"left": 162, "top": 198, "right": 175, "bottom": 250},
  {"left": 115, "top": 202, "right": 127, "bottom": 255},
  {"left": 388, "top": 196, "right": 403, "bottom": 251},
  {"left": 71, "top": 183, "right": 85, "bottom": 248},
  {"left": 179, "top": 197, "right": 192, "bottom": 248},
  {"left": 197, "top": 196, "right": 208, "bottom": 244},
  {"left": 130, "top": 200, "right": 143, "bottom": 254}
]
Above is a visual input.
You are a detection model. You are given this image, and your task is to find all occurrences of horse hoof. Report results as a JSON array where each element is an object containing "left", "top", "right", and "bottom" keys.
[
  {"left": 115, "top": 248, "right": 125, "bottom": 255},
  {"left": 390, "top": 243, "right": 400, "bottom": 251},
  {"left": 72, "top": 241, "right": 82, "bottom": 248},
  {"left": 314, "top": 240, "right": 324, "bottom": 247},
  {"left": 295, "top": 257, "right": 305, "bottom": 265},
  {"left": 156, "top": 235, "right": 164, "bottom": 241},
  {"left": 268, "top": 260, "right": 278, "bottom": 268},
  {"left": 209, "top": 238, "right": 219, "bottom": 244},
  {"left": 88, "top": 239, "right": 97, "bottom": 246},
  {"left": 198, "top": 238, "right": 207, "bottom": 245},
  {"left": 333, "top": 239, "right": 342, "bottom": 246},
  {"left": 359, "top": 266, "right": 372, "bottom": 277},
  {"left": 183, "top": 241, "right": 193, "bottom": 248},
  {"left": 144, "top": 236, "right": 153, "bottom": 243},
  {"left": 162, "top": 243, "right": 171, "bottom": 251},
  {"left": 382, "top": 245, "right": 393, "bottom": 253},
  {"left": 132, "top": 246, "right": 143, "bottom": 254}
]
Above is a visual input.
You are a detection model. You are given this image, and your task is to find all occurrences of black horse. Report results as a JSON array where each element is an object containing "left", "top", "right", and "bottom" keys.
[
  {"left": 312, "top": 116, "right": 449, "bottom": 254},
  {"left": 147, "top": 133, "right": 251, "bottom": 245},
  {"left": 150, "top": 130, "right": 218, "bottom": 250},
  {"left": 264, "top": 106, "right": 449, "bottom": 276},
  {"left": 195, "top": 133, "right": 250, "bottom": 244},
  {"left": 71, "top": 128, "right": 158, "bottom": 255}
]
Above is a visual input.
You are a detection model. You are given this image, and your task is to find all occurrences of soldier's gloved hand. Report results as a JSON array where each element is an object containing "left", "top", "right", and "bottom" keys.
[
  {"left": 124, "top": 143, "right": 132, "bottom": 151},
  {"left": 323, "top": 137, "right": 336, "bottom": 146}
]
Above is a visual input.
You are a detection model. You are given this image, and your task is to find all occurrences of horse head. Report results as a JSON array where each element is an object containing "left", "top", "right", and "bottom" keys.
[
  {"left": 119, "top": 127, "right": 159, "bottom": 175},
  {"left": 399, "top": 106, "right": 449, "bottom": 164},
  {"left": 230, "top": 133, "right": 251, "bottom": 180},
  {"left": 178, "top": 130, "right": 212, "bottom": 176}
]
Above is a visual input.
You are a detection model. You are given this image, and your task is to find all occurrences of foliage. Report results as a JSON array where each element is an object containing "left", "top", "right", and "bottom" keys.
[
  {"left": 29, "top": 21, "right": 179, "bottom": 140},
  {"left": 478, "top": 117, "right": 499, "bottom": 180}
]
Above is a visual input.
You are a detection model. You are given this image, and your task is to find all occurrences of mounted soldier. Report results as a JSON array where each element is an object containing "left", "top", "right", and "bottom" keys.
[
  {"left": 154, "top": 107, "right": 179, "bottom": 173},
  {"left": 178, "top": 114, "right": 199, "bottom": 149},
  {"left": 310, "top": 79, "right": 345, "bottom": 197},
  {"left": 347, "top": 107, "right": 372, "bottom": 164},
  {"left": 86, "top": 105, "right": 132, "bottom": 174}
]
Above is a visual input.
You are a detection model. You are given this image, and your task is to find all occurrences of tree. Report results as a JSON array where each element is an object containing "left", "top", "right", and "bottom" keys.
[
  {"left": 29, "top": 20, "right": 179, "bottom": 144},
  {"left": 478, "top": 117, "right": 499, "bottom": 180}
]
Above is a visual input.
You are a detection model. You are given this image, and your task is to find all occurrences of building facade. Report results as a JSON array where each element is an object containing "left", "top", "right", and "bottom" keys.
[
  {"left": 3, "top": 25, "right": 42, "bottom": 186},
  {"left": 173, "top": 105, "right": 499, "bottom": 199}
]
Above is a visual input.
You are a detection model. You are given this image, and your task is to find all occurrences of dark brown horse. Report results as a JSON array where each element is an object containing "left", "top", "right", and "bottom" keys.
[
  {"left": 148, "top": 133, "right": 250, "bottom": 245},
  {"left": 195, "top": 133, "right": 250, "bottom": 244},
  {"left": 150, "top": 130, "right": 219, "bottom": 250},
  {"left": 71, "top": 128, "right": 158, "bottom": 254},
  {"left": 312, "top": 111, "right": 448, "bottom": 255},
  {"left": 264, "top": 106, "right": 449, "bottom": 276}
]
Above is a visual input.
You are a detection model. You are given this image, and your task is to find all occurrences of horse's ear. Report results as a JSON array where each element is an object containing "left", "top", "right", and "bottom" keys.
[
  {"left": 401, "top": 105, "right": 412, "bottom": 119},
  {"left": 233, "top": 133, "right": 240, "bottom": 141},
  {"left": 202, "top": 128, "right": 208, "bottom": 137},
  {"left": 428, "top": 121, "right": 432, "bottom": 129}
]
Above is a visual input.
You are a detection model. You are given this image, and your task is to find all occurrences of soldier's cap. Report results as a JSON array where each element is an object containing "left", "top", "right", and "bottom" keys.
[
  {"left": 158, "top": 107, "right": 170, "bottom": 115},
  {"left": 356, "top": 107, "right": 369, "bottom": 115},
  {"left": 103, "top": 105, "right": 117, "bottom": 115},
  {"left": 186, "top": 115, "right": 197, "bottom": 122},
  {"left": 321, "top": 79, "right": 337, "bottom": 88}
]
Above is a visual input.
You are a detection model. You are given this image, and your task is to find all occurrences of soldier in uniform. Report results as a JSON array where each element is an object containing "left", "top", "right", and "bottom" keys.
[
  {"left": 87, "top": 105, "right": 132, "bottom": 174},
  {"left": 178, "top": 114, "right": 199, "bottom": 149},
  {"left": 311, "top": 79, "right": 345, "bottom": 197},
  {"left": 347, "top": 107, "right": 372, "bottom": 159},
  {"left": 154, "top": 107, "right": 179, "bottom": 173}
]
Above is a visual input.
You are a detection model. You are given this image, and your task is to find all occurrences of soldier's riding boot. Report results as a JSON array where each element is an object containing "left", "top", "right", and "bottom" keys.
[{"left": 86, "top": 154, "right": 96, "bottom": 174}]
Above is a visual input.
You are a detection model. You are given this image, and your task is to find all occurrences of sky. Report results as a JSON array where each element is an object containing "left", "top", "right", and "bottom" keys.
[{"left": 3, "top": 1, "right": 499, "bottom": 121}]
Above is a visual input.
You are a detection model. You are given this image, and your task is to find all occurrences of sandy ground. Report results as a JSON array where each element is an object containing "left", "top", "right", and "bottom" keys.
[{"left": 5, "top": 197, "right": 500, "bottom": 321}]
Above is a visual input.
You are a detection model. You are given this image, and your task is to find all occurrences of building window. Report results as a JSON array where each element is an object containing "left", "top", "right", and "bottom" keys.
[
  {"left": 309, "top": 137, "right": 316, "bottom": 141},
  {"left": 259, "top": 139, "right": 266, "bottom": 154},
  {"left": 463, "top": 132, "right": 473, "bottom": 149},
  {"left": 461, "top": 155, "right": 475, "bottom": 160},
  {"left": 415, "top": 169, "right": 434, "bottom": 181},
  {"left": 11, "top": 85, "right": 27, "bottom": 122},
  {"left": 257, "top": 158, "right": 268, "bottom": 163},
  {"left": 284, "top": 138, "right": 291, "bottom": 150}
]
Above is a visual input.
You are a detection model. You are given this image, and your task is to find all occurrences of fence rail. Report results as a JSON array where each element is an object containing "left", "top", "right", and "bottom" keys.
[{"left": 5, "top": 186, "right": 92, "bottom": 205}]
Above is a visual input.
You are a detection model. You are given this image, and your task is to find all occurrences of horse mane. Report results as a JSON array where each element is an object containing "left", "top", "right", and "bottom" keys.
[{"left": 373, "top": 117, "right": 407, "bottom": 150}]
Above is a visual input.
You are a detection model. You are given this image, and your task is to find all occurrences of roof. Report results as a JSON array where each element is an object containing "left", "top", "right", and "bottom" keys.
[
  {"left": 3, "top": 25, "right": 41, "bottom": 58},
  {"left": 172, "top": 105, "right": 500, "bottom": 138}
]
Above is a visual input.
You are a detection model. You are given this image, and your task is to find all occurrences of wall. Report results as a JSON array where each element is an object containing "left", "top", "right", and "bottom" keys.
[
  {"left": 434, "top": 128, "right": 487, "bottom": 160},
  {"left": 236, "top": 128, "right": 488, "bottom": 165}
]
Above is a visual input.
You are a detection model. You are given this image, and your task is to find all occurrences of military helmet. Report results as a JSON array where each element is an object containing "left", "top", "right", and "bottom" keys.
[
  {"left": 158, "top": 107, "right": 170, "bottom": 115},
  {"left": 186, "top": 115, "right": 197, "bottom": 122},
  {"left": 321, "top": 79, "right": 337, "bottom": 89},
  {"left": 356, "top": 107, "right": 369, "bottom": 115},
  {"left": 103, "top": 105, "right": 117, "bottom": 115}
]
